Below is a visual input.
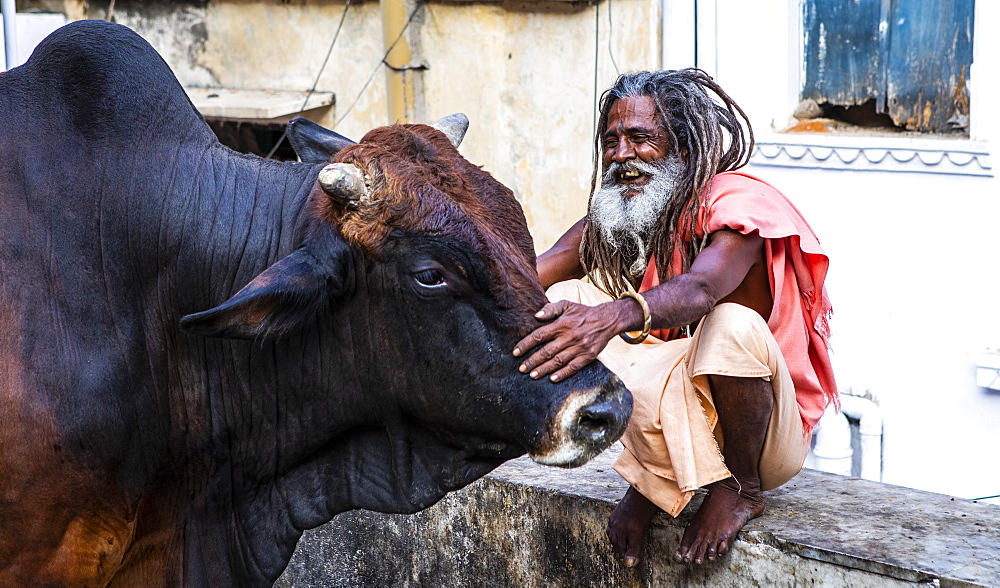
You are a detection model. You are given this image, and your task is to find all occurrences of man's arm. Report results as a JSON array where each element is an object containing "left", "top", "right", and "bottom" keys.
[
  {"left": 642, "top": 228, "right": 766, "bottom": 328},
  {"left": 536, "top": 218, "right": 587, "bottom": 289},
  {"left": 514, "top": 229, "right": 765, "bottom": 382}
]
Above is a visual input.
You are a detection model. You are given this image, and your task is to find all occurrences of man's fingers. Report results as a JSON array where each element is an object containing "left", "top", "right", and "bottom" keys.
[
  {"left": 513, "top": 300, "right": 585, "bottom": 357},
  {"left": 512, "top": 324, "right": 556, "bottom": 361},
  {"left": 512, "top": 299, "right": 603, "bottom": 381},
  {"left": 548, "top": 356, "right": 593, "bottom": 383},
  {"left": 519, "top": 342, "right": 569, "bottom": 378},
  {"left": 532, "top": 300, "right": 568, "bottom": 321},
  {"left": 533, "top": 351, "right": 570, "bottom": 380}
]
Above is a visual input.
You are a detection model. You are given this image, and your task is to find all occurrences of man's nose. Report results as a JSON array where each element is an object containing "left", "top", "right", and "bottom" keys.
[{"left": 612, "top": 139, "right": 636, "bottom": 163}]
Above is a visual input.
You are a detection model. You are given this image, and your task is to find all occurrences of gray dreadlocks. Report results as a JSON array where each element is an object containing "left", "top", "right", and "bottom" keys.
[{"left": 580, "top": 68, "right": 754, "bottom": 298}]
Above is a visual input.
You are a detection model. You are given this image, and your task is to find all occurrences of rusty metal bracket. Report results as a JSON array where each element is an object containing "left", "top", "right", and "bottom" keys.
[{"left": 383, "top": 59, "right": 429, "bottom": 72}]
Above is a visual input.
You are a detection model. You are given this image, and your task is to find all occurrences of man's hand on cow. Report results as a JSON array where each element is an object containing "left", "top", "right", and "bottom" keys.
[{"left": 513, "top": 299, "right": 638, "bottom": 382}]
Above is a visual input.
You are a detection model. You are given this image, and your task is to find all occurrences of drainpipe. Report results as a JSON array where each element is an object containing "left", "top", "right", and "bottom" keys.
[
  {"left": 661, "top": 0, "right": 696, "bottom": 70},
  {"left": 380, "top": 0, "right": 419, "bottom": 124},
  {"left": 809, "top": 392, "right": 884, "bottom": 482},
  {"left": 811, "top": 404, "right": 853, "bottom": 477},
  {"left": 2, "top": 0, "right": 16, "bottom": 71},
  {"left": 839, "top": 393, "right": 883, "bottom": 482}
]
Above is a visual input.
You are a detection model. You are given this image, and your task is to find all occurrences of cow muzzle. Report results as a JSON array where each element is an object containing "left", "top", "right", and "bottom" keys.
[{"left": 528, "top": 374, "right": 632, "bottom": 468}]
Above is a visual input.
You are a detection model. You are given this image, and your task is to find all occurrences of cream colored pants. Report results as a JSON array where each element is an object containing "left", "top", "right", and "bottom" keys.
[{"left": 547, "top": 280, "right": 809, "bottom": 516}]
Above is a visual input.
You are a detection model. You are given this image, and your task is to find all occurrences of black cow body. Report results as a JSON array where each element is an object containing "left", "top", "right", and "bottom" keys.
[{"left": 0, "top": 20, "right": 630, "bottom": 586}]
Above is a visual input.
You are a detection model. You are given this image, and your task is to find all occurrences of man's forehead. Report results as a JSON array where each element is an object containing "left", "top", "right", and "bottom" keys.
[{"left": 606, "top": 95, "right": 663, "bottom": 132}]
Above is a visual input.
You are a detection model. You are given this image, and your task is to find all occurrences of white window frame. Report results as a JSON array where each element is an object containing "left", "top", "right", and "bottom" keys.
[{"left": 748, "top": 0, "right": 991, "bottom": 178}]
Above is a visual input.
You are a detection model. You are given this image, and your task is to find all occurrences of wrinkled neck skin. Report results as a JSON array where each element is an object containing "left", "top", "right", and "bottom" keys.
[
  {"left": 95, "top": 147, "right": 340, "bottom": 585},
  {"left": 128, "top": 149, "right": 525, "bottom": 586},
  {"left": 3, "top": 141, "right": 365, "bottom": 583}
]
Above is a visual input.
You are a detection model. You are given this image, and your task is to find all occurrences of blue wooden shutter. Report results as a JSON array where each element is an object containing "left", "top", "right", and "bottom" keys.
[{"left": 802, "top": 0, "right": 975, "bottom": 133}]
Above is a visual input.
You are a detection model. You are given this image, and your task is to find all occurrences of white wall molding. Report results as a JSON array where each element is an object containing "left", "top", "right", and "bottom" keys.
[{"left": 751, "top": 134, "right": 993, "bottom": 177}]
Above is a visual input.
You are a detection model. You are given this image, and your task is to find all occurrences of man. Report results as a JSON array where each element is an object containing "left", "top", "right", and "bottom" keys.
[{"left": 513, "top": 69, "right": 836, "bottom": 566}]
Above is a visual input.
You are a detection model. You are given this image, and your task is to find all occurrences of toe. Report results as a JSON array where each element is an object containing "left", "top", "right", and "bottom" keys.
[
  {"left": 674, "top": 543, "right": 689, "bottom": 563},
  {"left": 622, "top": 533, "right": 643, "bottom": 567},
  {"left": 717, "top": 538, "right": 731, "bottom": 556},
  {"left": 691, "top": 539, "right": 711, "bottom": 565},
  {"left": 696, "top": 546, "right": 711, "bottom": 564}
]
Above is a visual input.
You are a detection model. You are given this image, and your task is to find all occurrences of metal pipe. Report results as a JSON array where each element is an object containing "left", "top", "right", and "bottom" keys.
[
  {"left": 810, "top": 404, "right": 853, "bottom": 477},
  {"left": 839, "top": 394, "right": 883, "bottom": 482},
  {"left": 2, "top": 0, "right": 17, "bottom": 70},
  {"left": 807, "top": 393, "right": 884, "bottom": 482},
  {"left": 380, "top": 0, "right": 416, "bottom": 124},
  {"left": 661, "top": 0, "right": 696, "bottom": 70}
]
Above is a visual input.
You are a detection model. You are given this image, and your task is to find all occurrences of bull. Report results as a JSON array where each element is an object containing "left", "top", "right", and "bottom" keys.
[{"left": 0, "top": 20, "right": 631, "bottom": 586}]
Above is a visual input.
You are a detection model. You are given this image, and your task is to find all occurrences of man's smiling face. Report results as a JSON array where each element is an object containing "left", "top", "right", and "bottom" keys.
[{"left": 601, "top": 95, "right": 671, "bottom": 197}]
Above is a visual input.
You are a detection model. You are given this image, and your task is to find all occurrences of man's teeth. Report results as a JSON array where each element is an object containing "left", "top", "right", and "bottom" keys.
[{"left": 622, "top": 170, "right": 640, "bottom": 179}]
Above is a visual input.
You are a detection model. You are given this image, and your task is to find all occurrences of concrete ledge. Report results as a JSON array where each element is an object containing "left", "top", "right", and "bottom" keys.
[
  {"left": 276, "top": 446, "right": 1000, "bottom": 587},
  {"left": 185, "top": 88, "right": 334, "bottom": 120}
]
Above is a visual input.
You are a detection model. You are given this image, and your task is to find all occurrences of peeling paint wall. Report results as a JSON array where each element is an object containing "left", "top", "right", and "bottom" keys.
[
  {"left": 24, "top": 0, "right": 659, "bottom": 251},
  {"left": 416, "top": 1, "right": 660, "bottom": 241}
]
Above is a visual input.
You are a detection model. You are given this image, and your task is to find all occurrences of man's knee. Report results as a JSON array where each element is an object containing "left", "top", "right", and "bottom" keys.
[
  {"left": 690, "top": 303, "right": 777, "bottom": 377},
  {"left": 699, "top": 303, "right": 770, "bottom": 344},
  {"left": 545, "top": 279, "right": 611, "bottom": 306}
]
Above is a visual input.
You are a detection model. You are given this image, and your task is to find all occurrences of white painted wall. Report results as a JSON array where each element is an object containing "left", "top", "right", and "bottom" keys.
[
  {"left": 0, "top": 12, "right": 66, "bottom": 70},
  {"left": 698, "top": 0, "right": 1000, "bottom": 503}
]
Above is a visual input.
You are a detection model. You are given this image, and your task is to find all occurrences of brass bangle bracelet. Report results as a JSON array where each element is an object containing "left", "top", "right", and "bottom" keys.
[{"left": 618, "top": 290, "right": 652, "bottom": 344}]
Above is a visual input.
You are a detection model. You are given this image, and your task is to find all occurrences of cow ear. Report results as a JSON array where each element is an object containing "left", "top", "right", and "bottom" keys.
[
  {"left": 180, "top": 243, "right": 350, "bottom": 340},
  {"left": 286, "top": 117, "right": 356, "bottom": 163}
]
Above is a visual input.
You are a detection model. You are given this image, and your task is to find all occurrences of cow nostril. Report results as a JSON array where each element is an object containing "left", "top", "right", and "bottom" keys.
[
  {"left": 531, "top": 391, "right": 630, "bottom": 467},
  {"left": 577, "top": 408, "right": 611, "bottom": 436}
]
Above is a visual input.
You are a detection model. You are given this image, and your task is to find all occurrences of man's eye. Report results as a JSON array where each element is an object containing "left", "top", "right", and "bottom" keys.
[{"left": 414, "top": 269, "right": 446, "bottom": 287}]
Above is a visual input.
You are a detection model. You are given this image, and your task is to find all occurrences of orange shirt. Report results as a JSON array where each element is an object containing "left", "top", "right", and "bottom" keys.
[{"left": 639, "top": 171, "right": 837, "bottom": 432}]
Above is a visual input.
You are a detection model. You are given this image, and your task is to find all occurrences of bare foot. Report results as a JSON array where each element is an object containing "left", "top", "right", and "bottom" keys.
[
  {"left": 607, "top": 486, "right": 659, "bottom": 567},
  {"left": 674, "top": 477, "right": 765, "bottom": 564}
]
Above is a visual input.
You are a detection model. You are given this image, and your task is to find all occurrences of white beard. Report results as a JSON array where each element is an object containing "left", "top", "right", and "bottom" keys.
[{"left": 589, "top": 157, "right": 683, "bottom": 276}]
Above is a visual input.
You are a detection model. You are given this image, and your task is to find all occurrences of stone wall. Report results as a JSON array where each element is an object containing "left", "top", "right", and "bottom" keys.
[{"left": 276, "top": 447, "right": 1000, "bottom": 587}]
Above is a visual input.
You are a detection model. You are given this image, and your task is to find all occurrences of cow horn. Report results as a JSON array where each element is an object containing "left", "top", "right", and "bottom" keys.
[
  {"left": 429, "top": 113, "right": 469, "bottom": 148},
  {"left": 318, "top": 163, "right": 366, "bottom": 206}
]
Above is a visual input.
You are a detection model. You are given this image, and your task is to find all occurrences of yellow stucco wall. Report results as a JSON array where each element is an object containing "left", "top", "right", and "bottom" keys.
[
  {"left": 28, "top": 0, "right": 660, "bottom": 251},
  {"left": 416, "top": 0, "right": 661, "bottom": 249}
]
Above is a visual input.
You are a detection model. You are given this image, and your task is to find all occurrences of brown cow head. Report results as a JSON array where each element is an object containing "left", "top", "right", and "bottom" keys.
[{"left": 179, "top": 115, "right": 631, "bottom": 513}]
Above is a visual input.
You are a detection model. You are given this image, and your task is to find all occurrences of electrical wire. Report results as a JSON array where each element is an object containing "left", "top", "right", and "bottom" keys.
[
  {"left": 334, "top": 0, "right": 425, "bottom": 128},
  {"left": 266, "top": 0, "right": 353, "bottom": 159},
  {"left": 607, "top": 0, "right": 619, "bottom": 76},
  {"left": 592, "top": 1, "right": 599, "bottom": 142},
  {"left": 592, "top": 0, "right": 619, "bottom": 144}
]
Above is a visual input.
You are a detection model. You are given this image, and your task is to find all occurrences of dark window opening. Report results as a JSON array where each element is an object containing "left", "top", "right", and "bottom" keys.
[
  {"left": 789, "top": 98, "right": 905, "bottom": 134},
  {"left": 799, "top": 0, "right": 974, "bottom": 136},
  {"left": 206, "top": 119, "right": 299, "bottom": 161},
  {"left": 820, "top": 99, "right": 900, "bottom": 129}
]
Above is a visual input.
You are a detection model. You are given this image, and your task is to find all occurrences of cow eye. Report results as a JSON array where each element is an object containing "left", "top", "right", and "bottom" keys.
[{"left": 414, "top": 269, "right": 446, "bottom": 288}]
